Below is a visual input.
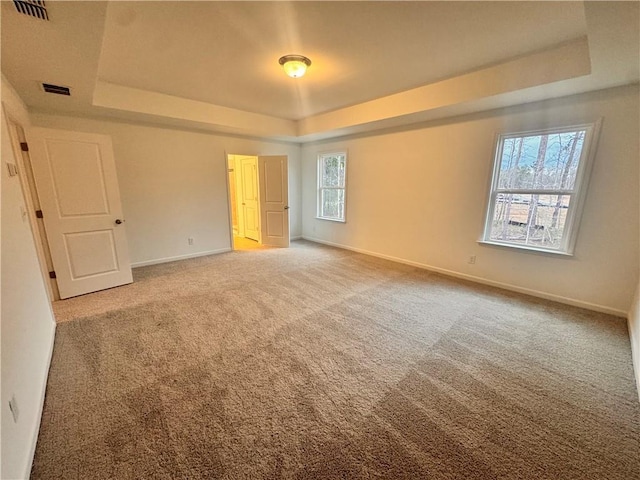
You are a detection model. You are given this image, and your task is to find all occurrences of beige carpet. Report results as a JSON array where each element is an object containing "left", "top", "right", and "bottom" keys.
[
  {"left": 32, "top": 241, "right": 639, "bottom": 479},
  {"left": 233, "top": 235, "right": 272, "bottom": 251}
]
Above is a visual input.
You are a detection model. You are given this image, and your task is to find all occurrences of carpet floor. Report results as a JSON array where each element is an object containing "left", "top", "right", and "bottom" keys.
[
  {"left": 233, "top": 235, "right": 272, "bottom": 251},
  {"left": 32, "top": 241, "right": 639, "bottom": 479}
]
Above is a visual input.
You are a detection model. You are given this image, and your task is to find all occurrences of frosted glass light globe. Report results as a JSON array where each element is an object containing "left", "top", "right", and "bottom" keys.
[{"left": 279, "top": 55, "right": 311, "bottom": 78}]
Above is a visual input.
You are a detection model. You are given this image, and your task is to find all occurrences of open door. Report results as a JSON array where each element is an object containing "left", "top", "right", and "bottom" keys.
[
  {"left": 26, "top": 127, "right": 133, "bottom": 299},
  {"left": 258, "top": 155, "right": 289, "bottom": 247},
  {"left": 240, "top": 156, "right": 260, "bottom": 242}
]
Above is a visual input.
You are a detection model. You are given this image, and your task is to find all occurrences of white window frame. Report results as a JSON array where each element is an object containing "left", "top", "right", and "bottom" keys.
[
  {"left": 481, "top": 121, "right": 601, "bottom": 255},
  {"left": 317, "top": 151, "right": 347, "bottom": 222}
]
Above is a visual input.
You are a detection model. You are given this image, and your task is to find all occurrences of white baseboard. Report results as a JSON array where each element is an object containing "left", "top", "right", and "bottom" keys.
[
  {"left": 131, "top": 248, "right": 231, "bottom": 268},
  {"left": 302, "top": 235, "right": 627, "bottom": 318},
  {"left": 290, "top": 235, "right": 302, "bottom": 241},
  {"left": 24, "top": 320, "right": 56, "bottom": 479}
]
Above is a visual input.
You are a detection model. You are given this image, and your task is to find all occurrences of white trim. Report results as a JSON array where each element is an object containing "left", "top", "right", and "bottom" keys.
[
  {"left": 290, "top": 235, "right": 303, "bottom": 241},
  {"left": 131, "top": 248, "right": 231, "bottom": 268},
  {"left": 224, "top": 152, "right": 235, "bottom": 252},
  {"left": 302, "top": 235, "right": 627, "bottom": 318},
  {"left": 494, "top": 188, "right": 576, "bottom": 195},
  {"left": 24, "top": 320, "right": 56, "bottom": 479},
  {"left": 315, "top": 216, "right": 346, "bottom": 223},
  {"left": 478, "top": 240, "right": 573, "bottom": 256}
]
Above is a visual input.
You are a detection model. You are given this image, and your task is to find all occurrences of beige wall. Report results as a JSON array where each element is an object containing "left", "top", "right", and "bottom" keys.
[
  {"left": 301, "top": 85, "right": 640, "bottom": 316},
  {"left": 3, "top": 79, "right": 639, "bottom": 480},
  {"left": 29, "top": 114, "right": 302, "bottom": 266},
  {"left": 1, "top": 77, "right": 56, "bottom": 479}
]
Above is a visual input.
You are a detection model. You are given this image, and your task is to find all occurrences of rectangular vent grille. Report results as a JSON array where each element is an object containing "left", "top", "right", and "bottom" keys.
[
  {"left": 13, "top": 0, "right": 48, "bottom": 20},
  {"left": 42, "top": 83, "right": 70, "bottom": 96}
]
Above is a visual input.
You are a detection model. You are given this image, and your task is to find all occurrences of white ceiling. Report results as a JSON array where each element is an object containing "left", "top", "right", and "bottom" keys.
[
  {"left": 97, "top": 1, "right": 587, "bottom": 119},
  {"left": 1, "top": 1, "right": 638, "bottom": 142}
]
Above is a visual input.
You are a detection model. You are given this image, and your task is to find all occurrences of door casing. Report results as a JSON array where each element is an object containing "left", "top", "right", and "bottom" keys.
[
  {"left": 4, "top": 113, "right": 59, "bottom": 300},
  {"left": 225, "top": 153, "right": 290, "bottom": 249}
]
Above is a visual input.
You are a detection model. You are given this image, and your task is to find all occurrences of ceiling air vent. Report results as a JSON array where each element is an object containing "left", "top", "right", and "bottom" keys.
[
  {"left": 42, "top": 83, "right": 70, "bottom": 96},
  {"left": 13, "top": 0, "right": 48, "bottom": 20}
]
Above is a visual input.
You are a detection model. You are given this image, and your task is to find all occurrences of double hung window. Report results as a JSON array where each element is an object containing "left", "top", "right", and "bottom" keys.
[
  {"left": 317, "top": 152, "right": 347, "bottom": 222},
  {"left": 483, "top": 124, "right": 598, "bottom": 254}
]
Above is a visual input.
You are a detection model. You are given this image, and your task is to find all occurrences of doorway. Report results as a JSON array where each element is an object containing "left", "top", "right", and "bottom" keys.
[
  {"left": 226, "top": 154, "right": 290, "bottom": 250},
  {"left": 228, "top": 154, "right": 260, "bottom": 250}
]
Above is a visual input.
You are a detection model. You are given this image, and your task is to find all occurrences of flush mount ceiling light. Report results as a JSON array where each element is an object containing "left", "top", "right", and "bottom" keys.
[{"left": 278, "top": 55, "right": 311, "bottom": 78}]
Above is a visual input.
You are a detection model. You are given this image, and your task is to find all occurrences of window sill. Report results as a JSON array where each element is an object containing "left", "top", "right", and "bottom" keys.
[
  {"left": 478, "top": 240, "right": 573, "bottom": 257},
  {"left": 316, "top": 216, "right": 346, "bottom": 223}
]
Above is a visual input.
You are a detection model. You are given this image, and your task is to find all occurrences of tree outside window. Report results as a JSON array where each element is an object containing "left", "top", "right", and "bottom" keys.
[
  {"left": 317, "top": 152, "right": 347, "bottom": 222},
  {"left": 483, "top": 124, "right": 598, "bottom": 254}
]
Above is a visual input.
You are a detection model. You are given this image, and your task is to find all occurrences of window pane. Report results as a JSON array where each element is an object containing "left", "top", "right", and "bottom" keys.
[
  {"left": 489, "top": 194, "right": 571, "bottom": 249},
  {"left": 321, "top": 155, "right": 346, "bottom": 188},
  {"left": 337, "top": 155, "right": 346, "bottom": 187},
  {"left": 321, "top": 188, "right": 345, "bottom": 219},
  {"left": 497, "top": 131, "right": 585, "bottom": 191},
  {"left": 318, "top": 152, "right": 347, "bottom": 221}
]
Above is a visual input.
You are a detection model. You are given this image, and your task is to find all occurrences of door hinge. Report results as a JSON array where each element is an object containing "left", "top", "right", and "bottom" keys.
[
  {"left": 35, "top": 210, "right": 43, "bottom": 218},
  {"left": 49, "top": 271, "right": 56, "bottom": 279},
  {"left": 20, "top": 142, "right": 29, "bottom": 152}
]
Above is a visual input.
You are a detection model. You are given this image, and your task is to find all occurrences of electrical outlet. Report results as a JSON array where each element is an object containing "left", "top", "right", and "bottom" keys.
[
  {"left": 188, "top": 237, "right": 194, "bottom": 246},
  {"left": 9, "top": 394, "right": 19, "bottom": 423},
  {"left": 468, "top": 255, "right": 476, "bottom": 265}
]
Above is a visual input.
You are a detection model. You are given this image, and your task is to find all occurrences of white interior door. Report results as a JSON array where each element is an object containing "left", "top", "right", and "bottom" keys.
[
  {"left": 259, "top": 155, "right": 289, "bottom": 247},
  {"left": 240, "top": 157, "right": 260, "bottom": 241},
  {"left": 232, "top": 156, "right": 245, "bottom": 238},
  {"left": 26, "top": 127, "right": 133, "bottom": 299}
]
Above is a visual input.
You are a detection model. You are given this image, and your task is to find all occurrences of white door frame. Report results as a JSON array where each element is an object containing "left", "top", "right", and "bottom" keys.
[
  {"left": 3, "top": 110, "right": 59, "bottom": 301},
  {"left": 225, "top": 153, "right": 256, "bottom": 249},
  {"left": 226, "top": 155, "right": 242, "bottom": 238},
  {"left": 225, "top": 152, "right": 234, "bottom": 250},
  {"left": 225, "top": 153, "right": 262, "bottom": 249}
]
